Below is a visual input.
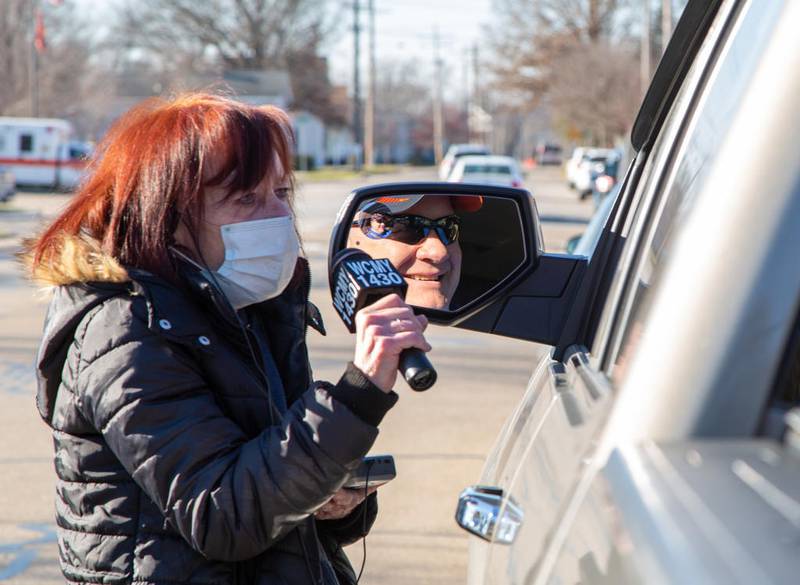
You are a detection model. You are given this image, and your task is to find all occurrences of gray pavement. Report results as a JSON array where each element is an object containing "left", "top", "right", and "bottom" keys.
[{"left": 0, "top": 165, "right": 594, "bottom": 583}]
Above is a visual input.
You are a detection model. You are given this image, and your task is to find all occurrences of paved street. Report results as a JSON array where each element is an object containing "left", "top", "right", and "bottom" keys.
[{"left": 0, "top": 165, "right": 594, "bottom": 583}]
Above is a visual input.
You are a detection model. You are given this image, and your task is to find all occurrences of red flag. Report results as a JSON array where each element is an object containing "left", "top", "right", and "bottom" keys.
[{"left": 34, "top": 9, "right": 46, "bottom": 53}]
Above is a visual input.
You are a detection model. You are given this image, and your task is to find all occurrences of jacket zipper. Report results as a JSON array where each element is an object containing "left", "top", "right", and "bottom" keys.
[{"left": 303, "top": 264, "right": 312, "bottom": 340}]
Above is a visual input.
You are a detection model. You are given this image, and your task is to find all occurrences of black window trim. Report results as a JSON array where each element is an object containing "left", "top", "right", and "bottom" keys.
[
  {"left": 555, "top": 0, "right": 739, "bottom": 368},
  {"left": 757, "top": 302, "right": 800, "bottom": 439},
  {"left": 631, "top": 0, "right": 725, "bottom": 152},
  {"left": 594, "top": 0, "right": 747, "bottom": 374}
]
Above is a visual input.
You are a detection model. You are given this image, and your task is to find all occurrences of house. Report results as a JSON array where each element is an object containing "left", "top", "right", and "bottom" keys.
[
  {"left": 101, "top": 67, "right": 360, "bottom": 169},
  {"left": 189, "top": 69, "right": 294, "bottom": 110},
  {"left": 291, "top": 111, "right": 325, "bottom": 170}
]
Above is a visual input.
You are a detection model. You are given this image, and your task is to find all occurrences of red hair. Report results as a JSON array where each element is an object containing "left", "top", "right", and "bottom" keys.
[{"left": 29, "top": 93, "right": 295, "bottom": 282}]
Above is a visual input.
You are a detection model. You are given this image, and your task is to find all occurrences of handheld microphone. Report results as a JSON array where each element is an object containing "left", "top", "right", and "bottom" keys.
[{"left": 331, "top": 248, "right": 437, "bottom": 391}]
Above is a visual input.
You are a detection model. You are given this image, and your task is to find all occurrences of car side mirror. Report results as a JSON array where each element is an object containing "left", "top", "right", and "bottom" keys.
[{"left": 328, "top": 182, "right": 587, "bottom": 347}]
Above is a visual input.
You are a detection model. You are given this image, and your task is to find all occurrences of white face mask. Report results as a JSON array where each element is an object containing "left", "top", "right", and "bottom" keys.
[{"left": 214, "top": 215, "right": 300, "bottom": 310}]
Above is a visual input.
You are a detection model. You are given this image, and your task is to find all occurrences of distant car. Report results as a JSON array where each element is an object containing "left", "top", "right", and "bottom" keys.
[
  {"left": 0, "top": 165, "right": 15, "bottom": 203},
  {"left": 534, "top": 143, "right": 563, "bottom": 165},
  {"left": 573, "top": 148, "right": 617, "bottom": 198},
  {"left": 438, "top": 143, "right": 491, "bottom": 180},
  {"left": 447, "top": 155, "right": 524, "bottom": 188},
  {"left": 565, "top": 147, "right": 589, "bottom": 188},
  {"left": 566, "top": 147, "right": 614, "bottom": 191}
]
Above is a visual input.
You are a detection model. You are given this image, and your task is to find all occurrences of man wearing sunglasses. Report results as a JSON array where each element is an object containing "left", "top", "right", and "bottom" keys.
[{"left": 347, "top": 194, "right": 478, "bottom": 310}]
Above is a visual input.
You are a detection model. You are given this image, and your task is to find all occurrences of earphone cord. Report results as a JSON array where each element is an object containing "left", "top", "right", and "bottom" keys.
[
  {"left": 222, "top": 284, "right": 325, "bottom": 585},
  {"left": 355, "top": 460, "right": 373, "bottom": 584},
  {"left": 170, "top": 246, "right": 278, "bottom": 428}
]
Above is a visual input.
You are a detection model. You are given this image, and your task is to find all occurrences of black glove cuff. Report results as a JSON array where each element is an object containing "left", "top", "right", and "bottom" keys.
[{"left": 329, "top": 362, "right": 398, "bottom": 426}]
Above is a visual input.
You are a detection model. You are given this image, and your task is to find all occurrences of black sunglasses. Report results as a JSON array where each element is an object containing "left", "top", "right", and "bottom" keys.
[{"left": 353, "top": 213, "right": 461, "bottom": 245}]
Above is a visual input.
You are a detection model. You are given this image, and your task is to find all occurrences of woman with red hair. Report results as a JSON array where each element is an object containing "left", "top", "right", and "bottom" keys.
[{"left": 25, "top": 93, "right": 429, "bottom": 584}]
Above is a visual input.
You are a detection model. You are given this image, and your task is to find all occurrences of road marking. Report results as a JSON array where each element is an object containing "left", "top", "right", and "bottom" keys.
[
  {"left": 0, "top": 361, "right": 37, "bottom": 396},
  {"left": 0, "top": 523, "right": 57, "bottom": 580}
]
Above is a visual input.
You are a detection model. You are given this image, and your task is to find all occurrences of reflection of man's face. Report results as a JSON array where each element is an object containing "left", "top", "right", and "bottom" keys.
[{"left": 348, "top": 197, "right": 462, "bottom": 309}]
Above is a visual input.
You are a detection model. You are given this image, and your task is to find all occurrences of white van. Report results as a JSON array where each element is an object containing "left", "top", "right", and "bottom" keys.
[{"left": 0, "top": 117, "right": 90, "bottom": 190}]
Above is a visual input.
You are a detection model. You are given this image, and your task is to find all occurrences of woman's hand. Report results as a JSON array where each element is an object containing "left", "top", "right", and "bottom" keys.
[
  {"left": 352, "top": 294, "right": 430, "bottom": 392},
  {"left": 315, "top": 487, "right": 378, "bottom": 521}
]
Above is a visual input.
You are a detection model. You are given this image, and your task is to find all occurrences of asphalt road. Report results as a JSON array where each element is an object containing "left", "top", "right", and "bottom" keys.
[{"left": 0, "top": 165, "right": 594, "bottom": 583}]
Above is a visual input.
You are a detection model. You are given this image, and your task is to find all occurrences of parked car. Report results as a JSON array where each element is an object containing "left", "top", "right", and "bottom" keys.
[
  {"left": 565, "top": 147, "right": 588, "bottom": 188},
  {"left": 534, "top": 142, "right": 563, "bottom": 165},
  {"left": 330, "top": 0, "right": 800, "bottom": 582},
  {"left": 590, "top": 154, "right": 622, "bottom": 209},
  {"left": 565, "top": 146, "right": 613, "bottom": 189},
  {"left": 438, "top": 143, "right": 491, "bottom": 180},
  {"left": 447, "top": 155, "right": 524, "bottom": 188},
  {"left": 0, "top": 165, "right": 15, "bottom": 203},
  {"left": 573, "top": 148, "right": 618, "bottom": 198}
]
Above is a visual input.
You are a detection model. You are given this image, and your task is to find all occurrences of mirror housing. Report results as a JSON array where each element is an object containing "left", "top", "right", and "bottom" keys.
[{"left": 329, "top": 182, "right": 587, "bottom": 347}]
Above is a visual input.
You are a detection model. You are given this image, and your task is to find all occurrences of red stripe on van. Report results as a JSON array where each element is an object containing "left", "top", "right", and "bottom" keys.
[{"left": 0, "top": 157, "right": 87, "bottom": 169}]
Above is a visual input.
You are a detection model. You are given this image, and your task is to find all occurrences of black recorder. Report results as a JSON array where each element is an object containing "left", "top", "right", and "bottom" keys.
[
  {"left": 330, "top": 248, "right": 437, "bottom": 391},
  {"left": 344, "top": 455, "right": 397, "bottom": 490}
]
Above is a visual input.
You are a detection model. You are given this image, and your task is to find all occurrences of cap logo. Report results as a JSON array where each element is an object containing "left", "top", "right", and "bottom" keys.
[{"left": 376, "top": 196, "right": 411, "bottom": 203}]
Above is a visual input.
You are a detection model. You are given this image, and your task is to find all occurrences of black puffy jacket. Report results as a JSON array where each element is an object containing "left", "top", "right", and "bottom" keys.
[{"left": 32, "top": 235, "right": 397, "bottom": 584}]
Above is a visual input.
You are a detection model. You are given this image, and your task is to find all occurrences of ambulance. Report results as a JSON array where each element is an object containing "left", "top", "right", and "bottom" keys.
[{"left": 0, "top": 117, "right": 91, "bottom": 190}]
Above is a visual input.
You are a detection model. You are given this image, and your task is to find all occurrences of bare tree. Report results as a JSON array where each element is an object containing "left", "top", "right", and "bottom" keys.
[
  {"left": 373, "top": 59, "right": 431, "bottom": 158},
  {"left": 112, "top": 0, "right": 343, "bottom": 122},
  {"left": 117, "top": 0, "right": 335, "bottom": 68},
  {"left": 488, "top": 0, "right": 623, "bottom": 101},
  {"left": 0, "top": 0, "right": 35, "bottom": 115},
  {"left": 286, "top": 51, "right": 345, "bottom": 125},
  {"left": 547, "top": 42, "right": 641, "bottom": 145},
  {"left": 535, "top": 0, "right": 623, "bottom": 43},
  {"left": 486, "top": 0, "right": 638, "bottom": 143},
  {"left": 375, "top": 60, "right": 430, "bottom": 119},
  {"left": 0, "top": 1, "right": 96, "bottom": 129}
]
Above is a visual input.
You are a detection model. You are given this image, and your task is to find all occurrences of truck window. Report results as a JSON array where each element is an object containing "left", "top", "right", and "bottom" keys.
[
  {"left": 20, "top": 134, "right": 34, "bottom": 153},
  {"left": 607, "top": 0, "right": 782, "bottom": 379}
]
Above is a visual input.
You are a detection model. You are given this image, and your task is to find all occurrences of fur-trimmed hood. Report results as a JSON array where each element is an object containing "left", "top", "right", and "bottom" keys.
[
  {"left": 29, "top": 232, "right": 320, "bottom": 424},
  {"left": 24, "top": 233, "right": 129, "bottom": 287}
]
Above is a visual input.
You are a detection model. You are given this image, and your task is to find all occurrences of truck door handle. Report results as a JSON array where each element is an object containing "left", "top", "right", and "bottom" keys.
[{"left": 455, "top": 485, "right": 523, "bottom": 544}]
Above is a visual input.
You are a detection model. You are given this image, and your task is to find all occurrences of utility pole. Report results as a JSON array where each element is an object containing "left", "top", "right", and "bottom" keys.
[
  {"left": 352, "top": 0, "right": 363, "bottom": 170},
  {"left": 640, "top": 0, "right": 651, "bottom": 96},
  {"left": 661, "top": 0, "right": 673, "bottom": 54},
  {"left": 472, "top": 44, "right": 480, "bottom": 110},
  {"left": 364, "top": 0, "right": 376, "bottom": 168},
  {"left": 462, "top": 48, "right": 471, "bottom": 143},
  {"left": 432, "top": 28, "right": 444, "bottom": 165},
  {"left": 472, "top": 43, "right": 481, "bottom": 143},
  {"left": 29, "top": 0, "right": 40, "bottom": 117}
]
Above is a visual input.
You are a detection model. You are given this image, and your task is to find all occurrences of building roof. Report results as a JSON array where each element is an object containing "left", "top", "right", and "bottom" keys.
[
  {"left": 183, "top": 69, "right": 293, "bottom": 106},
  {"left": 114, "top": 67, "right": 294, "bottom": 105}
]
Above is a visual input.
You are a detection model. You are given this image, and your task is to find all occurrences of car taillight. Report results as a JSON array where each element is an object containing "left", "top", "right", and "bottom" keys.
[
  {"left": 512, "top": 180, "right": 522, "bottom": 187},
  {"left": 595, "top": 175, "right": 615, "bottom": 194}
]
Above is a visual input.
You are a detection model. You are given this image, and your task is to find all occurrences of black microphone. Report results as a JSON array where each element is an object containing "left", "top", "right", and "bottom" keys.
[{"left": 331, "top": 248, "right": 437, "bottom": 391}]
